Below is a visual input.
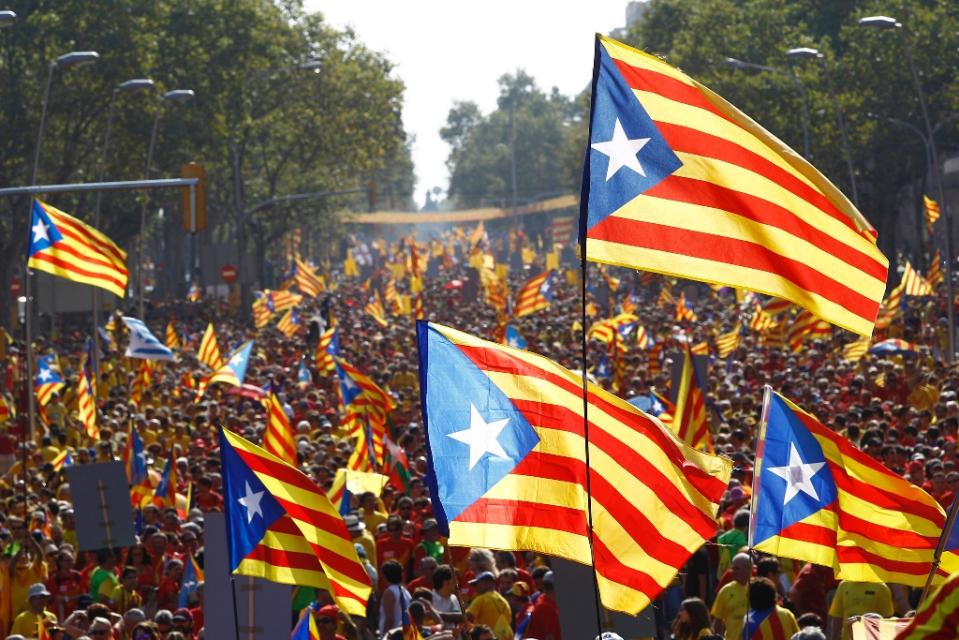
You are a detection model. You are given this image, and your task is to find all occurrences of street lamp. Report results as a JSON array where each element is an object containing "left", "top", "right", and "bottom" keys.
[
  {"left": 859, "top": 15, "right": 956, "bottom": 365},
  {"left": 91, "top": 78, "right": 154, "bottom": 363},
  {"left": 138, "top": 88, "right": 194, "bottom": 319},
  {"left": 0, "top": 10, "right": 16, "bottom": 27},
  {"left": 724, "top": 56, "right": 811, "bottom": 159},
  {"left": 786, "top": 47, "right": 859, "bottom": 207},
  {"left": 25, "top": 48, "right": 99, "bottom": 441}
]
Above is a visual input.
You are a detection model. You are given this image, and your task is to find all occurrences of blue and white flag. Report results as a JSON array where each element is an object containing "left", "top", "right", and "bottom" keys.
[{"left": 122, "top": 317, "right": 174, "bottom": 361}]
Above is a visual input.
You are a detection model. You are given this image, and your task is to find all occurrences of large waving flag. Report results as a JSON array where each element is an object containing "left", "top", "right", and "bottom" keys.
[
  {"left": 198, "top": 323, "right": 224, "bottom": 369},
  {"left": 513, "top": 270, "right": 553, "bottom": 317},
  {"left": 418, "top": 321, "right": 731, "bottom": 614},
  {"left": 34, "top": 358, "right": 64, "bottom": 407},
  {"left": 27, "top": 200, "right": 129, "bottom": 297},
  {"left": 122, "top": 317, "right": 174, "bottom": 361},
  {"left": 580, "top": 36, "right": 888, "bottom": 337},
  {"left": 219, "top": 428, "right": 372, "bottom": 616},
  {"left": 206, "top": 340, "right": 253, "bottom": 388},
  {"left": 276, "top": 307, "right": 302, "bottom": 338},
  {"left": 750, "top": 390, "right": 959, "bottom": 586},
  {"left": 264, "top": 391, "right": 296, "bottom": 465}
]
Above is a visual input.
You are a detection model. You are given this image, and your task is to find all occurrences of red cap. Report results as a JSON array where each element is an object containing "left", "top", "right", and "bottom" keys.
[{"left": 316, "top": 604, "right": 339, "bottom": 620}]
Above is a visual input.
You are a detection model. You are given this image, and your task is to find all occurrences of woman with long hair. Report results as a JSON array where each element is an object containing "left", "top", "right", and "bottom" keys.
[{"left": 671, "top": 597, "right": 713, "bottom": 640}]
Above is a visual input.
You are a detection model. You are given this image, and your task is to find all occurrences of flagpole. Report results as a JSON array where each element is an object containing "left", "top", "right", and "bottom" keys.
[
  {"left": 747, "top": 386, "right": 774, "bottom": 550},
  {"left": 919, "top": 495, "right": 959, "bottom": 603},
  {"left": 576, "top": 34, "right": 607, "bottom": 638}
]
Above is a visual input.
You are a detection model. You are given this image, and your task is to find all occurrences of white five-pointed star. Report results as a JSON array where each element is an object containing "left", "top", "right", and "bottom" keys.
[
  {"left": 229, "top": 351, "right": 245, "bottom": 367},
  {"left": 37, "top": 368, "right": 52, "bottom": 382},
  {"left": 590, "top": 118, "right": 651, "bottom": 181},
  {"left": 448, "top": 404, "right": 510, "bottom": 470},
  {"left": 767, "top": 443, "right": 826, "bottom": 505},
  {"left": 32, "top": 219, "right": 50, "bottom": 244},
  {"left": 237, "top": 481, "right": 264, "bottom": 524}
]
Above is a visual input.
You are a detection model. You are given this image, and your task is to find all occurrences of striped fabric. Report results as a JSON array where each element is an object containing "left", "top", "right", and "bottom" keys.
[
  {"left": 750, "top": 302, "right": 775, "bottom": 332},
  {"left": 77, "top": 369, "right": 98, "bottom": 439},
  {"left": 762, "top": 297, "right": 795, "bottom": 316},
  {"left": 365, "top": 293, "right": 389, "bottom": 328},
  {"left": 197, "top": 323, "right": 224, "bottom": 369},
  {"left": 384, "top": 277, "right": 401, "bottom": 314},
  {"left": 419, "top": 322, "right": 731, "bottom": 614},
  {"left": 849, "top": 616, "right": 909, "bottom": 640},
  {"left": 276, "top": 307, "right": 301, "bottom": 338},
  {"left": 514, "top": 270, "right": 553, "bottom": 317},
  {"left": 550, "top": 215, "right": 576, "bottom": 247},
  {"left": 582, "top": 36, "right": 888, "bottom": 337},
  {"left": 675, "top": 292, "right": 697, "bottom": 322},
  {"left": 34, "top": 359, "right": 64, "bottom": 407},
  {"left": 413, "top": 293, "right": 425, "bottom": 320},
  {"left": 690, "top": 341, "right": 709, "bottom": 356},
  {"left": 587, "top": 314, "right": 638, "bottom": 352},
  {"left": 716, "top": 328, "right": 741, "bottom": 358},
  {"left": 896, "top": 570, "right": 959, "bottom": 639},
  {"left": 165, "top": 322, "right": 181, "bottom": 350},
  {"left": 315, "top": 328, "right": 337, "bottom": 374},
  {"left": 874, "top": 282, "right": 904, "bottom": 330},
  {"left": 220, "top": 429, "right": 372, "bottom": 615},
  {"left": 129, "top": 360, "right": 154, "bottom": 406},
  {"left": 27, "top": 200, "right": 129, "bottom": 297},
  {"left": 752, "top": 391, "right": 959, "bottom": 586},
  {"left": 264, "top": 392, "right": 296, "bottom": 465},
  {"left": 927, "top": 249, "right": 943, "bottom": 286},
  {"left": 901, "top": 261, "right": 933, "bottom": 296},
  {"left": 635, "top": 325, "right": 652, "bottom": 349},
  {"left": 294, "top": 258, "right": 325, "bottom": 298},
  {"left": 270, "top": 289, "right": 303, "bottom": 313},
  {"left": 786, "top": 310, "right": 819, "bottom": 353},
  {"left": 841, "top": 337, "right": 871, "bottom": 362},
  {"left": 924, "top": 194, "right": 941, "bottom": 230},
  {"left": 252, "top": 294, "right": 274, "bottom": 328},
  {"left": 672, "top": 346, "right": 710, "bottom": 451}
]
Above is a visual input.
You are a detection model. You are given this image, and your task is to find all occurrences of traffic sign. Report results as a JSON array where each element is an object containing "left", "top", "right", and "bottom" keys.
[{"left": 220, "top": 264, "right": 238, "bottom": 284}]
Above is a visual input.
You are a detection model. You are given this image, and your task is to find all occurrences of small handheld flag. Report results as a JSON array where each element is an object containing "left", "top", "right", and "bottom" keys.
[{"left": 122, "top": 317, "right": 175, "bottom": 361}]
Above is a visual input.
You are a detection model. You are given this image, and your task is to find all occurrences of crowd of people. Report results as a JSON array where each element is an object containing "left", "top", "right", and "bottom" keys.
[{"left": 0, "top": 231, "right": 952, "bottom": 640}]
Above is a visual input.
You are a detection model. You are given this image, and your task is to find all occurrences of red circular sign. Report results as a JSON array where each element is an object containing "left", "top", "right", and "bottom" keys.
[
  {"left": 9, "top": 277, "right": 21, "bottom": 296},
  {"left": 220, "top": 264, "right": 238, "bottom": 284}
]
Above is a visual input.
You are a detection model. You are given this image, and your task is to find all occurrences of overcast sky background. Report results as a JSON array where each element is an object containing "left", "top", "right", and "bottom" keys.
[{"left": 304, "top": 0, "right": 630, "bottom": 208}]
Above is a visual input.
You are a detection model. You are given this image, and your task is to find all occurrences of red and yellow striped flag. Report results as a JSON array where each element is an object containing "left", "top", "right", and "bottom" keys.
[
  {"left": 165, "top": 321, "right": 180, "bottom": 350},
  {"left": 786, "top": 310, "right": 819, "bottom": 353},
  {"left": 927, "top": 249, "right": 944, "bottom": 287},
  {"left": 220, "top": 429, "right": 372, "bottom": 616},
  {"left": 902, "top": 261, "right": 933, "bottom": 296},
  {"left": 418, "top": 322, "right": 731, "bottom": 614},
  {"left": 365, "top": 293, "right": 389, "bottom": 328},
  {"left": 294, "top": 257, "right": 325, "bottom": 298},
  {"left": 413, "top": 293, "right": 424, "bottom": 320},
  {"left": 672, "top": 346, "right": 710, "bottom": 451},
  {"left": 198, "top": 323, "right": 224, "bottom": 369},
  {"left": 841, "top": 336, "right": 871, "bottom": 362},
  {"left": 77, "top": 369, "right": 98, "bottom": 440},
  {"left": 315, "top": 328, "right": 337, "bottom": 374},
  {"left": 130, "top": 360, "right": 154, "bottom": 406},
  {"left": 276, "top": 307, "right": 301, "bottom": 338},
  {"left": 514, "top": 270, "right": 553, "bottom": 317},
  {"left": 582, "top": 36, "right": 888, "bottom": 337},
  {"left": 924, "top": 194, "right": 941, "bottom": 230},
  {"left": 716, "top": 328, "right": 741, "bottom": 358},
  {"left": 27, "top": 200, "right": 129, "bottom": 297},
  {"left": 896, "top": 570, "right": 959, "bottom": 639},
  {"left": 264, "top": 391, "right": 296, "bottom": 466}
]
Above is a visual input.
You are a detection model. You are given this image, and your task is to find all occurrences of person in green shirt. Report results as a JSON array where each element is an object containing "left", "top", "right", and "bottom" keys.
[
  {"left": 88, "top": 549, "right": 119, "bottom": 602},
  {"left": 717, "top": 509, "right": 750, "bottom": 576}
]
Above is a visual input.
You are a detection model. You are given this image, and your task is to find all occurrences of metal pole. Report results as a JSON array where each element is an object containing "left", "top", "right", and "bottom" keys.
[
  {"left": 90, "top": 90, "right": 120, "bottom": 373},
  {"left": 820, "top": 59, "right": 859, "bottom": 207},
  {"left": 232, "top": 143, "right": 248, "bottom": 318},
  {"left": 189, "top": 183, "right": 197, "bottom": 286},
  {"left": 139, "top": 104, "right": 163, "bottom": 319},
  {"left": 901, "top": 33, "right": 955, "bottom": 363},
  {"left": 23, "top": 62, "right": 56, "bottom": 443},
  {"left": 919, "top": 496, "right": 959, "bottom": 603},
  {"left": 791, "top": 71, "right": 811, "bottom": 160}
]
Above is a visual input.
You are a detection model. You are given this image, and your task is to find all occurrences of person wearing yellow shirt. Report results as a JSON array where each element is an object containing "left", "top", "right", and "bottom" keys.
[
  {"left": 8, "top": 582, "right": 57, "bottom": 637},
  {"left": 741, "top": 577, "right": 799, "bottom": 640},
  {"left": 359, "top": 492, "right": 388, "bottom": 533},
  {"left": 109, "top": 567, "right": 143, "bottom": 614},
  {"left": 7, "top": 527, "right": 49, "bottom": 621},
  {"left": 465, "top": 572, "right": 512, "bottom": 640},
  {"left": 38, "top": 436, "right": 60, "bottom": 464},
  {"left": 711, "top": 553, "right": 751, "bottom": 639},
  {"left": 828, "top": 580, "right": 894, "bottom": 640}
]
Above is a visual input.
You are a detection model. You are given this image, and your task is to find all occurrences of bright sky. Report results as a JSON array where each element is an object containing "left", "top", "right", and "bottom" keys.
[{"left": 305, "top": 0, "right": 632, "bottom": 208}]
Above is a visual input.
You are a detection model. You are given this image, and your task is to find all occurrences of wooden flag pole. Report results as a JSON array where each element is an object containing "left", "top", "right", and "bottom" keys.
[{"left": 919, "top": 496, "right": 959, "bottom": 603}]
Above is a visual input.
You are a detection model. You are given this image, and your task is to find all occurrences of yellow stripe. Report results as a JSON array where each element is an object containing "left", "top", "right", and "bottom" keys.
[
  {"left": 836, "top": 530, "right": 935, "bottom": 561},
  {"left": 51, "top": 234, "right": 127, "bottom": 271},
  {"left": 834, "top": 562, "right": 927, "bottom": 587},
  {"left": 587, "top": 239, "right": 875, "bottom": 336},
  {"left": 599, "top": 37, "right": 876, "bottom": 240},
  {"left": 487, "top": 371, "right": 731, "bottom": 512},
  {"left": 835, "top": 489, "right": 943, "bottom": 537},
  {"left": 753, "top": 534, "right": 837, "bottom": 569},
  {"left": 590, "top": 499, "right": 680, "bottom": 587},
  {"left": 483, "top": 473, "right": 586, "bottom": 510},
  {"left": 594, "top": 570, "right": 651, "bottom": 616},
  {"left": 44, "top": 203, "right": 127, "bottom": 259},
  {"left": 448, "top": 521, "right": 591, "bottom": 563},
  {"left": 612, "top": 174, "right": 886, "bottom": 298}
]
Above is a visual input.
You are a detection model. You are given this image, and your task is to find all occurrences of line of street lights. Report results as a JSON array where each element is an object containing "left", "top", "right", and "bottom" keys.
[{"left": 727, "top": 13, "right": 957, "bottom": 362}]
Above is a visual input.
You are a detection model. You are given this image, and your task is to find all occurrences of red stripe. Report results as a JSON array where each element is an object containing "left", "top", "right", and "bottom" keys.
[
  {"left": 903, "top": 576, "right": 959, "bottom": 638},
  {"left": 454, "top": 343, "right": 728, "bottom": 499},
  {"left": 455, "top": 496, "right": 588, "bottom": 534},
  {"left": 588, "top": 214, "right": 878, "bottom": 321},
  {"left": 591, "top": 533, "right": 674, "bottom": 600},
  {"left": 244, "top": 541, "right": 327, "bottom": 574},
  {"left": 839, "top": 510, "right": 937, "bottom": 549},
  {"left": 29, "top": 252, "right": 126, "bottom": 289},
  {"left": 612, "top": 60, "right": 860, "bottom": 237},
  {"left": 775, "top": 519, "right": 837, "bottom": 547},
  {"left": 835, "top": 545, "right": 930, "bottom": 577}
]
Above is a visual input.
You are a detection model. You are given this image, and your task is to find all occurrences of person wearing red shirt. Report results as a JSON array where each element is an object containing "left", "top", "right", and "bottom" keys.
[
  {"left": 193, "top": 477, "right": 223, "bottom": 512},
  {"left": 407, "top": 556, "right": 438, "bottom": 593},
  {"left": 522, "top": 571, "right": 561, "bottom": 640},
  {"left": 156, "top": 558, "right": 184, "bottom": 612},
  {"left": 375, "top": 515, "right": 414, "bottom": 586},
  {"left": 46, "top": 550, "right": 85, "bottom": 620}
]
